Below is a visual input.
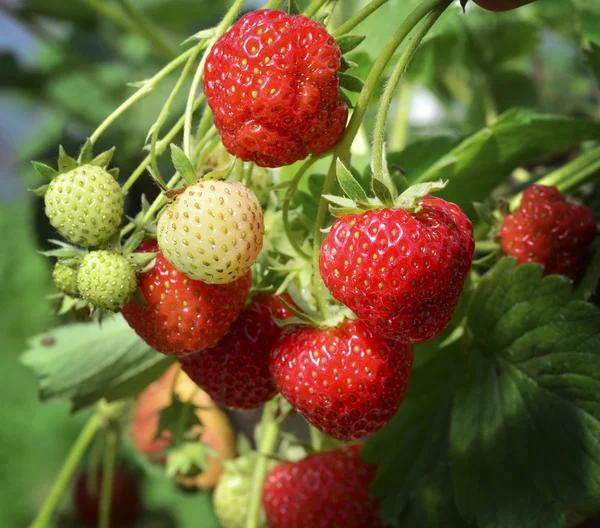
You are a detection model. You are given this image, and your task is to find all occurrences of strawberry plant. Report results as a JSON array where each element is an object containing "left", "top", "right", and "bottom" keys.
[{"left": 11, "top": 0, "right": 600, "bottom": 527}]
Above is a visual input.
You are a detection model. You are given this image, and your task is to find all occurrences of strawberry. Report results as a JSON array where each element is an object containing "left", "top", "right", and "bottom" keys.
[
  {"left": 179, "top": 294, "right": 293, "bottom": 410},
  {"left": 500, "top": 185, "right": 596, "bottom": 280},
  {"left": 471, "top": 0, "right": 535, "bottom": 11},
  {"left": 262, "top": 444, "right": 384, "bottom": 528},
  {"left": 203, "top": 9, "right": 348, "bottom": 168},
  {"left": 319, "top": 197, "right": 474, "bottom": 344},
  {"left": 52, "top": 261, "right": 79, "bottom": 296},
  {"left": 157, "top": 180, "right": 263, "bottom": 285},
  {"left": 44, "top": 164, "right": 124, "bottom": 247},
  {"left": 121, "top": 240, "right": 251, "bottom": 357},
  {"left": 77, "top": 250, "right": 137, "bottom": 311},
  {"left": 73, "top": 466, "right": 141, "bottom": 528},
  {"left": 269, "top": 318, "right": 413, "bottom": 441}
]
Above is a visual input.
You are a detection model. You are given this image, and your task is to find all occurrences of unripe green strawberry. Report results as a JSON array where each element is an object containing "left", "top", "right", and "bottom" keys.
[
  {"left": 44, "top": 164, "right": 124, "bottom": 247},
  {"left": 213, "top": 457, "right": 267, "bottom": 528},
  {"left": 77, "top": 251, "right": 136, "bottom": 311},
  {"left": 157, "top": 180, "right": 264, "bottom": 284},
  {"left": 52, "top": 262, "right": 79, "bottom": 296}
]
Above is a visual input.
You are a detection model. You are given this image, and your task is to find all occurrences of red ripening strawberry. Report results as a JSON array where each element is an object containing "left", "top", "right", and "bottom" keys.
[
  {"left": 269, "top": 318, "right": 413, "bottom": 441},
  {"left": 179, "top": 294, "right": 294, "bottom": 410},
  {"left": 121, "top": 240, "right": 251, "bottom": 357},
  {"left": 73, "top": 466, "right": 141, "bottom": 527},
  {"left": 263, "top": 444, "right": 385, "bottom": 528},
  {"left": 203, "top": 9, "right": 348, "bottom": 168},
  {"left": 472, "top": 0, "right": 535, "bottom": 12},
  {"left": 500, "top": 185, "right": 596, "bottom": 280},
  {"left": 319, "top": 197, "right": 474, "bottom": 344}
]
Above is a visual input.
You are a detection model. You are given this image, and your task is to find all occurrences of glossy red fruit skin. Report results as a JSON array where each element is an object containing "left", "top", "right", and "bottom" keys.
[
  {"left": 121, "top": 240, "right": 251, "bottom": 357},
  {"left": 263, "top": 444, "right": 384, "bottom": 528},
  {"left": 319, "top": 198, "right": 474, "bottom": 344},
  {"left": 179, "top": 294, "right": 294, "bottom": 410},
  {"left": 74, "top": 467, "right": 141, "bottom": 527},
  {"left": 472, "top": 0, "right": 535, "bottom": 12},
  {"left": 269, "top": 318, "right": 413, "bottom": 441},
  {"left": 203, "top": 9, "right": 348, "bottom": 168},
  {"left": 500, "top": 185, "right": 596, "bottom": 280}
]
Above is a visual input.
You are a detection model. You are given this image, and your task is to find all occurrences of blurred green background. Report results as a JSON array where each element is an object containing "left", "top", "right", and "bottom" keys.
[{"left": 0, "top": 0, "right": 597, "bottom": 526}]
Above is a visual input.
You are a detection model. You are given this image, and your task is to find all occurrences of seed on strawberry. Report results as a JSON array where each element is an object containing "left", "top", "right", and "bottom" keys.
[
  {"left": 263, "top": 444, "right": 384, "bottom": 528},
  {"left": 319, "top": 197, "right": 474, "bottom": 344},
  {"left": 121, "top": 240, "right": 251, "bottom": 357},
  {"left": 500, "top": 185, "right": 596, "bottom": 280},
  {"left": 179, "top": 294, "right": 293, "bottom": 410},
  {"left": 269, "top": 318, "right": 413, "bottom": 441},
  {"left": 157, "top": 180, "right": 263, "bottom": 285},
  {"left": 44, "top": 164, "right": 123, "bottom": 247},
  {"left": 53, "top": 261, "right": 79, "bottom": 296},
  {"left": 203, "top": 9, "right": 348, "bottom": 168},
  {"left": 77, "top": 250, "right": 136, "bottom": 311}
]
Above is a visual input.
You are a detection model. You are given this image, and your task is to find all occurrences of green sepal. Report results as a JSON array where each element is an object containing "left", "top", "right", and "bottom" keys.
[
  {"left": 40, "top": 239, "right": 85, "bottom": 259},
  {"left": 108, "top": 167, "right": 120, "bottom": 180},
  {"left": 370, "top": 143, "right": 398, "bottom": 205},
  {"left": 129, "top": 252, "right": 158, "bottom": 272},
  {"left": 236, "top": 434, "right": 253, "bottom": 458},
  {"left": 170, "top": 144, "right": 197, "bottom": 186},
  {"left": 122, "top": 231, "right": 145, "bottom": 257},
  {"left": 58, "top": 296, "right": 88, "bottom": 315},
  {"left": 336, "top": 159, "right": 369, "bottom": 204},
  {"left": 155, "top": 393, "right": 203, "bottom": 446},
  {"left": 57, "top": 146, "right": 77, "bottom": 173},
  {"left": 339, "top": 57, "right": 358, "bottom": 72},
  {"left": 394, "top": 180, "right": 448, "bottom": 211},
  {"left": 131, "top": 287, "right": 149, "bottom": 307},
  {"left": 181, "top": 27, "right": 216, "bottom": 45},
  {"left": 328, "top": 204, "right": 365, "bottom": 218},
  {"left": 166, "top": 442, "right": 208, "bottom": 479},
  {"left": 31, "top": 161, "right": 58, "bottom": 181},
  {"left": 472, "top": 200, "right": 498, "bottom": 227},
  {"left": 336, "top": 34, "right": 366, "bottom": 55},
  {"left": 313, "top": 12, "right": 329, "bottom": 26},
  {"left": 101, "top": 231, "right": 123, "bottom": 253},
  {"left": 30, "top": 184, "right": 49, "bottom": 197},
  {"left": 90, "top": 146, "right": 116, "bottom": 169},
  {"left": 339, "top": 89, "right": 355, "bottom": 109},
  {"left": 323, "top": 194, "right": 359, "bottom": 209},
  {"left": 372, "top": 178, "right": 395, "bottom": 208},
  {"left": 288, "top": 0, "right": 301, "bottom": 16},
  {"left": 78, "top": 139, "right": 94, "bottom": 165},
  {"left": 276, "top": 298, "right": 322, "bottom": 328},
  {"left": 337, "top": 72, "right": 364, "bottom": 93}
]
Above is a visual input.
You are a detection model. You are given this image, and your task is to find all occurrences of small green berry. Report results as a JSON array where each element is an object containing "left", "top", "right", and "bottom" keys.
[
  {"left": 44, "top": 164, "right": 124, "bottom": 247},
  {"left": 52, "top": 262, "right": 79, "bottom": 296},
  {"left": 77, "top": 251, "right": 136, "bottom": 311}
]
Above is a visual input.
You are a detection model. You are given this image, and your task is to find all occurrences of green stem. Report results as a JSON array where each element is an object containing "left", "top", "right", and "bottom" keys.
[
  {"left": 30, "top": 414, "right": 101, "bottom": 528},
  {"left": 115, "top": 0, "right": 177, "bottom": 58},
  {"left": 509, "top": 145, "right": 600, "bottom": 210},
  {"left": 282, "top": 157, "right": 319, "bottom": 261},
  {"left": 336, "top": 0, "right": 451, "bottom": 164},
  {"left": 90, "top": 47, "right": 196, "bottom": 145},
  {"left": 304, "top": 0, "right": 329, "bottom": 17},
  {"left": 81, "top": 0, "right": 138, "bottom": 35},
  {"left": 475, "top": 240, "right": 500, "bottom": 253},
  {"left": 192, "top": 127, "right": 218, "bottom": 165},
  {"left": 372, "top": 6, "right": 448, "bottom": 180},
  {"left": 194, "top": 108, "right": 215, "bottom": 151},
  {"left": 312, "top": 157, "right": 337, "bottom": 318},
  {"left": 246, "top": 399, "right": 280, "bottom": 528},
  {"left": 480, "top": 75, "right": 498, "bottom": 126},
  {"left": 332, "top": 0, "right": 391, "bottom": 37},
  {"left": 264, "top": 0, "right": 287, "bottom": 7},
  {"left": 183, "top": 0, "right": 247, "bottom": 158},
  {"left": 390, "top": 82, "right": 412, "bottom": 151},
  {"left": 98, "top": 429, "right": 118, "bottom": 528},
  {"left": 121, "top": 95, "right": 205, "bottom": 194},
  {"left": 150, "top": 43, "right": 204, "bottom": 184},
  {"left": 196, "top": 137, "right": 223, "bottom": 172}
]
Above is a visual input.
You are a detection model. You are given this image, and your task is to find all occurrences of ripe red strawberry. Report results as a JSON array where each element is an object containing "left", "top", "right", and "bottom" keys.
[
  {"left": 500, "top": 185, "right": 596, "bottom": 280},
  {"left": 203, "top": 9, "right": 348, "bottom": 168},
  {"left": 179, "top": 294, "right": 293, "bottom": 410},
  {"left": 269, "top": 318, "right": 413, "bottom": 441},
  {"left": 121, "top": 240, "right": 251, "bottom": 357},
  {"left": 262, "top": 444, "right": 384, "bottom": 528},
  {"left": 472, "top": 0, "right": 535, "bottom": 11},
  {"left": 319, "top": 197, "right": 474, "bottom": 344},
  {"left": 73, "top": 466, "right": 141, "bottom": 527}
]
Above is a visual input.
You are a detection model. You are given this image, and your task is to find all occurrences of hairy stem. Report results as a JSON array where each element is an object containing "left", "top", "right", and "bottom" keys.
[
  {"left": 372, "top": 6, "right": 448, "bottom": 180},
  {"left": 30, "top": 414, "right": 102, "bottom": 528},
  {"left": 390, "top": 82, "right": 412, "bottom": 151},
  {"left": 246, "top": 399, "right": 280, "bottom": 528},
  {"left": 98, "top": 429, "right": 118, "bottom": 528},
  {"left": 183, "top": 0, "right": 247, "bottom": 157}
]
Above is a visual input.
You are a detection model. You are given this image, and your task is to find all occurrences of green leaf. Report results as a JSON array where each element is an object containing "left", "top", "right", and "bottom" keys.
[
  {"left": 395, "top": 180, "right": 447, "bottom": 210},
  {"left": 337, "top": 72, "right": 365, "bottom": 93},
  {"left": 57, "top": 145, "right": 77, "bottom": 173},
  {"left": 170, "top": 144, "right": 197, "bottom": 186},
  {"left": 288, "top": 0, "right": 301, "bottom": 16},
  {"left": 451, "top": 258, "right": 600, "bottom": 527},
  {"left": 336, "top": 34, "right": 366, "bottom": 55},
  {"left": 414, "top": 110, "right": 600, "bottom": 216},
  {"left": 574, "top": 245, "right": 600, "bottom": 301},
  {"left": 31, "top": 161, "right": 58, "bottom": 181},
  {"left": 90, "top": 147, "right": 116, "bottom": 169},
  {"left": 77, "top": 139, "right": 94, "bottom": 165},
  {"left": 371, "top": 178, "right": 395, "bottom": 207},
  {"left": 336, "top": 159, "right": 369, "bottom": 204},
  {"left": 21, "top": 316, "right": 173, "bottom": 411},
  {"left": 585, "top": 43, "right": 600, "bottom": 84}
]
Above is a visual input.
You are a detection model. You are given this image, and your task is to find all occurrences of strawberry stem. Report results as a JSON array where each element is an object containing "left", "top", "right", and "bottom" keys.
[
  {"left": 372, "top": 4, "right": 451, "bottom": 186},
  {"left": 304, "top": 0, "right": 329, "bottom": 17},
  {"left": 99, "top": 428, "right": 119, "bottom": 528},
  {"left": 246, "top": 398, "right": 281, "bottom": 528},
  {"left": 30, "top": 414, "right": 102, "bottom": 528},
  {"left": 332, "top": 0, "right": 391, "bottom": 37}
]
